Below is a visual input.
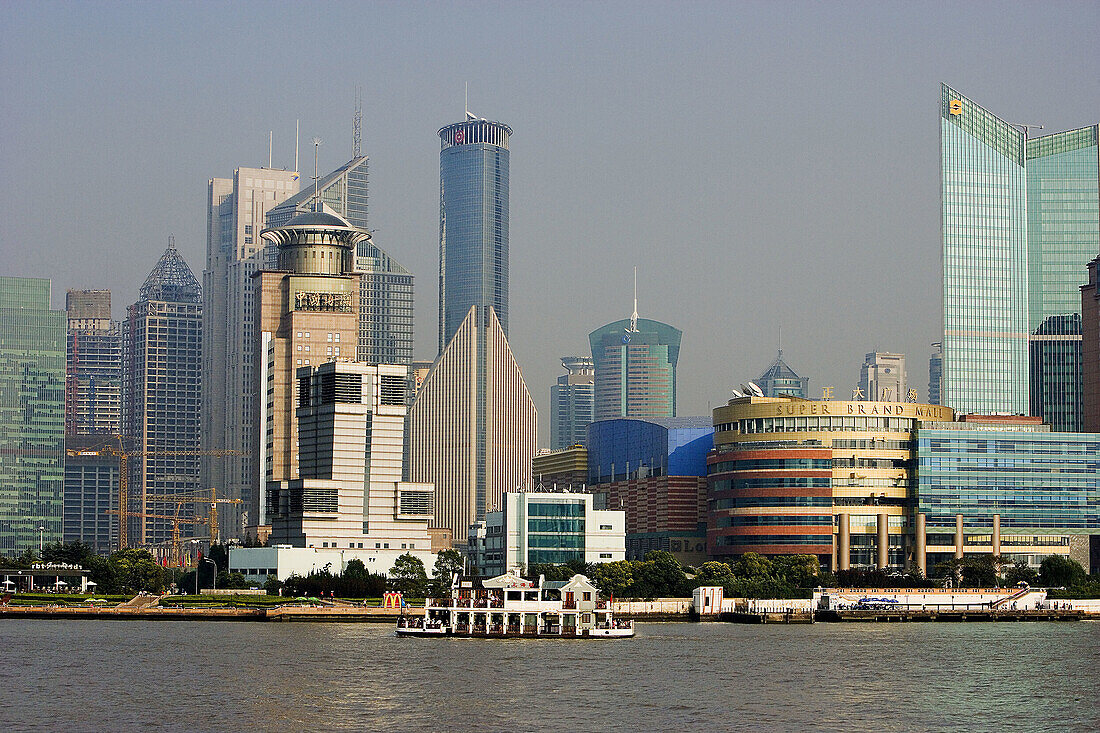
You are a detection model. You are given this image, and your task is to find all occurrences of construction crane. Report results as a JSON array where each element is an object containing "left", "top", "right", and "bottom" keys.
[
  {"left": 145, "top": 488, "right": 242, "bottom": 546},
  {"left": 105, "top": 506, "right": 208, "bottom": 566},
  {"left": 65, "top": 440, "right": 248, "bottom": 550}
]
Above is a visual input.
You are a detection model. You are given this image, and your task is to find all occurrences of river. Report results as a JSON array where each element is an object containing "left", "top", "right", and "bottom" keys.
[{"left": 3, "top": 620, "right": 1097, "bottom": 732}]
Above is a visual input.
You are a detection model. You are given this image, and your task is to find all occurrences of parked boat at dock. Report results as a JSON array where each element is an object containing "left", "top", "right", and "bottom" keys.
[{"left": 396, "top": 570, "right": 634, "bottom": 638}]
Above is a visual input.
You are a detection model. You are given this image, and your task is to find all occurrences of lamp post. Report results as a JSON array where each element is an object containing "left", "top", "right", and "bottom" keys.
[
  {"left": 203, "top": 557, "right": 217, "bottom": 592},
  {"left": 37, "top": 526, "right": 45, "bottom": 552},
  {"left": 190, "top": 541, "right": 201, "bottom": 595}
]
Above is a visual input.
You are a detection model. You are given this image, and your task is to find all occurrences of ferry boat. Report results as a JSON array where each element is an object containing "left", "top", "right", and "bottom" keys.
[{"left": 396, "top": 570, "right": 634, "bottom": 638}]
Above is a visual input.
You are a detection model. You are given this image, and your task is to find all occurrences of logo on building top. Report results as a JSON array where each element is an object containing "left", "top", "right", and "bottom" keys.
[
  {"left": 294, "top": 291, "right": 352, "bottom": 313},
  {"left": 949, "top": 99, "right": 963, "bottom": 115},
  {"left": 454, "top": 129, "right": 465, "bottom": 144}
]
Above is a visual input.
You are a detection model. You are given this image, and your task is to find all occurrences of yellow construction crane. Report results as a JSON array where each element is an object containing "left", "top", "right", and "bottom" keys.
[
  {"left": 145, "top": 488, "right": 242, "bottom": 545},
  {"left": 65, "top": 440, "right": 248, "bottom": 550}
]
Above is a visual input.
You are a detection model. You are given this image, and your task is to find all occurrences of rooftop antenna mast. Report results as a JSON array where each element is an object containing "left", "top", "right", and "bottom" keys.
[
  {"left": 629, "top": 266, "right": 639, "bottom": 333},
  {"left": 311, "top": 137, "right": 323, "bottom": 211},
  {"left": 465, "top": 81, "right": 476, "bottom": 121},
  {"left": 268, "top": 131, "right": 273, "bottom": 168},
  {"left": 353, "top": 87, "right": 362, "bottom": 158},
  {"left": 294, "top": 120, "right": 300, "bottom": 172}
]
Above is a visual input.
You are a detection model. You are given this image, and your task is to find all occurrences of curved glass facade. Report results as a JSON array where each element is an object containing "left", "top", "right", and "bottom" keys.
[{"left": 438, "top": 120, "right": 511, "bottom": 352}]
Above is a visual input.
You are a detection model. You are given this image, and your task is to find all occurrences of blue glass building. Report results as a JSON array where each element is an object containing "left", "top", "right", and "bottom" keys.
[
  {"left": 587, "top": 417, "right": 713, "bottom": 484},
  {"left": 917, "top": 428, "right": 1100, "bottom": 568},
  {"left": 438, "top": 116, "right": 511, "bottom": 352}
]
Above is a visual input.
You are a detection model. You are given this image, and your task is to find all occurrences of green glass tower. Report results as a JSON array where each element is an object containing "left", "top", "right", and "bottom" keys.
[
  {"left": 940, "top": 84, "right": 1029, "bottom": 417},
  {"left": 1027, "top": 126, "right": 1100, "bottom": 431},
  {"left": 0, "top": 277, "right": 66, "bottom": 553},
  {"left": 941, "top": 84, "right": 1100, "bottom": 428}
]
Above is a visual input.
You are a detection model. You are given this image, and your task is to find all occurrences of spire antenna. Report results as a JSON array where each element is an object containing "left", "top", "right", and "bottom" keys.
[
  {"left": 353, "top": 86, "right": 362, "bottom": 158},
  {"left": 294, "top": 120, "right": 300, "bottom": 172},
  {"left": 311, "top": 137, "right": 323, "bottom": 210},
  {"left": 629, "top": 266, "right": 639, "bottom": 333},
  {"left": 268, "top": 131, "right": 273, "bottom": 168}
]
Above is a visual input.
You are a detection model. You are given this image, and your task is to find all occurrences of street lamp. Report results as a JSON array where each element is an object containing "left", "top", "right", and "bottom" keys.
[
  {"left": 190, "top": 541, "right": 201, "bottom": 595},
  {"left": 37, "top": 526, "right": 45, "bottom": 552},
  {"left": 203, "top": 557, "right": 217, "bottom": 592}
]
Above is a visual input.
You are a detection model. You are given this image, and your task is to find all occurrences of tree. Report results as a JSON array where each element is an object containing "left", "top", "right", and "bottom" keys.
[
  {"left": 263, "top": 575, "right": 284, "bottom": 595},
  {"left": 109, "top": 548, "right": 165, "bottom": 594},
  {"left": 1002, "top": 560, "right": 1038, "bottom": 586},
  {"left": 771, "top": 555, "right": 821, "bottom": 588},
  {"left": 431, "top": 550, "right": 464, "bottom": 595},
  {"left": 389, "top": 553, "right": 428, "bottom": 597},
  {"left": 589, "top": 561, "right": 634, "bottom": 599},
  {"left": 734, "top": 552, "right": 774, "bottom": 581},
  {"left": 41, "top": 541, "right": 96, "bottom": 566},
  {"left": 694, "top": 561, "right": 735, "bottom": 588},
  {"left": 632, "top": 551, "right": 688, "bottom": 598},
  {"left": 1039, "top": 556, "right": 1086, "bottom": 588},
  {"left": 216, "top": 571, "right": 249, "bottom": 589}
]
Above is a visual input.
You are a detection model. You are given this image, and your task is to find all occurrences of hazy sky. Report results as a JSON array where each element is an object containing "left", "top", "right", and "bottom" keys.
[{"left": 3, "top": 1, "right": 1098, "bottom": 443}]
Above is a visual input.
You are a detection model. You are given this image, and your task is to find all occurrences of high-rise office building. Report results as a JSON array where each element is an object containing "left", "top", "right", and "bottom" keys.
[
  {"left": 65, "top": 290, "right": 121, "bottom": 436},
  {"left": 267, "top": 156, "right": 414, "bottom": 367},
  {"left": 0, "top": 277, "right": 65, "bottom": 554},
  {"left": 254, "top": 209, "right": 365, "bottom": 530},
  {"left": 203, "top": 167, "right": 300, "bottom": 538},
  {"left": 437, "top": 115, "right": 511, "bottom": 352},
  {"left": 941, "top": 84, "right": 1099, "bottom": 427},
  {"left": 590, "top": 317, "right": 681, "bottom": 422},
  {"left": 122, "top": 244, "right": 203, "bottom": 546},
  {"left": 755, "top": 350, "right": 809, "bottom": 399},
  {"left": 1084, "top": 257, "right": 1100, "bottom": 432},
  {"left": 928, "top": 342, "right": 942, "bottom": 406},
  {"left": 407, "top": 306, "right": 535, "bottom": 545},
  {"left": 1026, "top": 126, "right": 1099, "bottom": 431},
  {"left": 64, "top": 289, "right": 121, "bottom": 553},
  {"left": 858, "top": 352, "right": 906, "bottom": 402},
  {"left": 550, "top": 356, "right": 594, "bottom": 449}
]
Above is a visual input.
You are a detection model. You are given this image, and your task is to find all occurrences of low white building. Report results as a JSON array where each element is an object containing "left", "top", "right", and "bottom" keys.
[
  {"left": 231, "top": 362, "right": 435, "bottom": 582},
  {"left": 229, "top": 544, "right": 435, "bottom": 582},
  {"left": 468, "top": 490, "right": 626, "bottom": 576}
]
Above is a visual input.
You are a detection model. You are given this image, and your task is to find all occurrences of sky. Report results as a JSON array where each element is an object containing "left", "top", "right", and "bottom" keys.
[{"left": 2, "top": 1, "right": 1098, "bottom": 444}]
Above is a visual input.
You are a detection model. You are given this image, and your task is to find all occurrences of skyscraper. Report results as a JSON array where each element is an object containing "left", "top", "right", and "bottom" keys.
[
  {"left": 122, "top": 243, "right": 203, "bottom": 546},
  {"left": 267, "top": 156, "right": 415, "bottom": 367},
  {"left": 1026, "top": 126, "right": 1099, "bottom": 431},
  {"left": 65, "top": 290, "right": 120, "bottom": 436},
  {"left": 0, "top": 277, "right": 65, "bottom": 554},
  {"left": 437, "top": 115, "right": 511, "bottom": 352},
  {"left": 407, "top": 306, "right": 535, "bottom": 545},
  {"left": 203, "top": 167, "right": 300, "bottom": 538},
  {"left": 64, "top": 289, "right": 121, "bottom": 553},
  {"left": 590, "top": 316, "right": 681, "bottom": 423},
  {"left": 254, "top": 209, "right": 364, "bottom": 530},
  {"left": 550, "top": 356, "right": 594, "bottom": 450},
  {"left": 928, "top": 342, "right": 943, "bottom": 406},
  {"left": 858, "top": 352, "right": 906, "bottom": 402},
  {"left": 941, "top": 84, "right": 1099, "bottom": 426},
  {"left": 755, "top": 350, "right": 809, "bottom": 399}
]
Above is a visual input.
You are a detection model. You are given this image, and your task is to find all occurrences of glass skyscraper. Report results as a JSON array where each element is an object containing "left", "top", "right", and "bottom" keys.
[
  {"left": 941, "top": 84, "right": 1099, "bottom": 428},
  {"left": 550, "top": 356, "right": 594, "bottom": 450},
  {"left": 941, "top": 83, "right": 1029, "bottom": 417},
  {"left": 438, "top": 117, "right": 511, "bottom": 352},
  {"left": 589, "top": 318, "right": 681, "bottom": 422},
  {"left": 1026, "top": 126, "right": 1100, "bottom": 431},
  {"left": 0, "top": 277, "right": 65, "bottom": 553}
]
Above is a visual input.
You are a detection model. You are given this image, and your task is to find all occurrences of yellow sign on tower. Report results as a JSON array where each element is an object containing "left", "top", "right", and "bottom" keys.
[{"left": 949, "top": 99, "right": 963, "bottom": 115}]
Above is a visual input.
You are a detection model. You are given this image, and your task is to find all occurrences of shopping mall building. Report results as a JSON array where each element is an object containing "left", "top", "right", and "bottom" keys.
[{"left": 708, "top": 396, "right": 1100, "bottom": 573}]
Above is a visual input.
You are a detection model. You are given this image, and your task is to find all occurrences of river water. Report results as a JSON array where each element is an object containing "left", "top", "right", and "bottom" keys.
[{"left": 3, "top": 620, "right": 1097, "bottom": 732}]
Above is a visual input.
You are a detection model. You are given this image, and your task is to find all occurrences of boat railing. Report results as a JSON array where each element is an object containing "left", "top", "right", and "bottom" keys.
[
  {"left": 488, "top": 623, "right": 503, "bottom": 634},
  {"left": 455, "top": 623, "right": 469, "bottom": 633},
  {"left": 506, "top": 624, "right": 521, "bottom": 634},
  {"left": 562, "top": 601, "right": 577, "bottom": 609},
  {"left": 595, "top": 600, "right": 608, "bottom": 609}
]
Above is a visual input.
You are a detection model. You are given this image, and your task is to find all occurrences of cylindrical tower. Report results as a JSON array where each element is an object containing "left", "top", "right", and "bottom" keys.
[
  {"left": 261, "top": 210, "right": 369, "bottom": 276},
  {"left": 437, "top": 117, "right": 512, "bottom": 353}
]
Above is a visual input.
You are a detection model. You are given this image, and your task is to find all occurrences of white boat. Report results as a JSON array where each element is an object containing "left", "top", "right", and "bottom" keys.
[{"left": 396, "top": 570, "right": 634, "bottom": 638}]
